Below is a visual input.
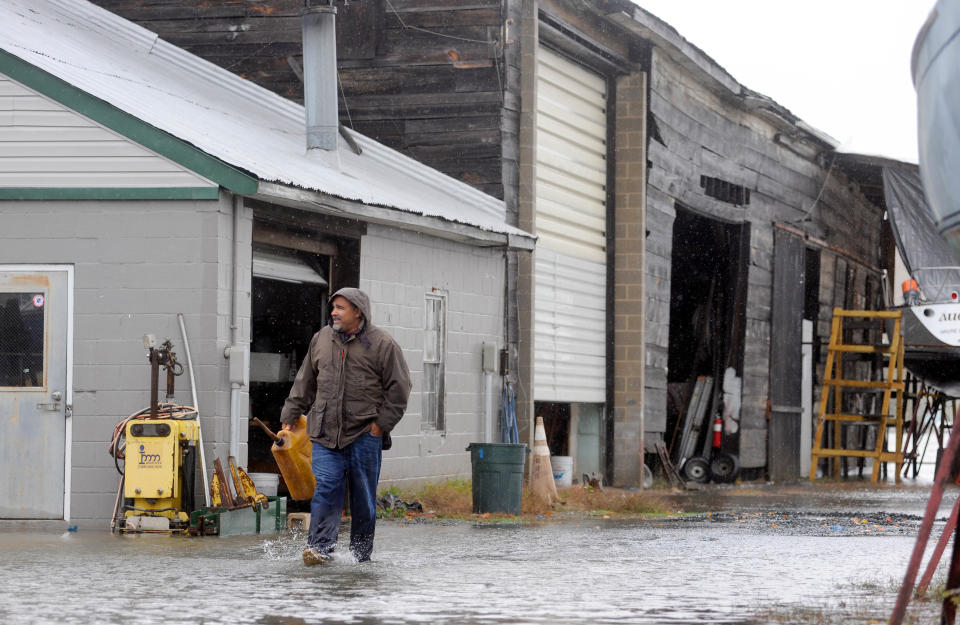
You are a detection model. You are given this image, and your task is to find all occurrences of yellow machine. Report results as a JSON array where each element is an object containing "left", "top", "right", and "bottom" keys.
[
  {"left": 111, "top": 337, "right": 284, "bottom": 536},
  {"left": 122, "top": 416, "right": 199, "bottom": 531}
]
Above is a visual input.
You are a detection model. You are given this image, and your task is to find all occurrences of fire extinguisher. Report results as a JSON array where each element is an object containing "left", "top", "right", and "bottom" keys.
[{"left": 709, "top": 412, "right": 740, "bottom": 483}]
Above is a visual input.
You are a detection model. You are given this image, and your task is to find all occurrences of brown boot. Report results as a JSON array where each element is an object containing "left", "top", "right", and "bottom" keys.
[{"left": 302, "top": 547, "right": 333, "bottom": 566}]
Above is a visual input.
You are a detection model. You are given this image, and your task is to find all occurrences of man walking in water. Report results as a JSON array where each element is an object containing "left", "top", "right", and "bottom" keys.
[{"left": 281, "top": 287, "right": 411, "bottom": 565}]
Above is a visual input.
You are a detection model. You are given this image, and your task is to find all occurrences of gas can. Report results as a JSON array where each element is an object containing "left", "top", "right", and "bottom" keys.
[{"left": 272, "top": 415, "right": 315, "bottom": 500}]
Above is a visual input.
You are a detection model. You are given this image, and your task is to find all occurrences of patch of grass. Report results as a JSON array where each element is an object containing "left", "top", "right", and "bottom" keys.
[
  {"left": 409, "top": 477, "right": 473, "bottom": 516},
  {"left": 554, "top": 486, "right": 670, "bottom": 516},
  {"left": 754, "top": 599, "right": 934, "bottom": 624},
  {"left": 378, "top": 478, "right": 474, "bottom": 519},
  {"left": 751, "top": 576, "right": 945, "bottom": 624},
  {"left": 379, "top": 478, "right": 670, "bottom": 521}
]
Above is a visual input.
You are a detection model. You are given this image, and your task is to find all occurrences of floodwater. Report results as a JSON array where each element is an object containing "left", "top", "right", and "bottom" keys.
[{"left": 0, "top": 485, "right": 952, "bottom": 625}]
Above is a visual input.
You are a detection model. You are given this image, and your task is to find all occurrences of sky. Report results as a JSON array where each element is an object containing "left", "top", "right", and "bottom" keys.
[{"left": 633, "top": 0, "right": 936, "bottom": 163}]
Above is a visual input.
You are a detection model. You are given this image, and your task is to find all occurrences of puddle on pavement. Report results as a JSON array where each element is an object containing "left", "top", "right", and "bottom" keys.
[
  {"left": 0, "top": 519, "right": 928, "bottom": 625},
  {"left": 660, "top": 481, "right": 960, "bottom": 519}
]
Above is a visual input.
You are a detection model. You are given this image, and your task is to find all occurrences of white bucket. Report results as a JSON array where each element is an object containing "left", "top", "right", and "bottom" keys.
[
  {"left": 551, "top": 456, "right": 573, "bottom": 488},
  {"left": 248, "top": 472, "right": 279, "bottom": 497}
]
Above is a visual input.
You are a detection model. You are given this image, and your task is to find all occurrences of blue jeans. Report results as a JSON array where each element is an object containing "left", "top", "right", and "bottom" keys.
[{"left": 307, "top": 433, "right": 382, "bottom": 562}]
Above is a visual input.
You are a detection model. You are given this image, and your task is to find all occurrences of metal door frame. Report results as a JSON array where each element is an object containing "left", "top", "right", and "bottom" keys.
[{"left": 0, "top": 264, "right": 74, "bottom": 520}]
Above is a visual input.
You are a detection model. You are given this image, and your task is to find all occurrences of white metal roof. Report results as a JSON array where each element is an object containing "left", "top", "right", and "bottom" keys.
[{"left": 0, "top": 0, "right": 533, "bottom": 245}]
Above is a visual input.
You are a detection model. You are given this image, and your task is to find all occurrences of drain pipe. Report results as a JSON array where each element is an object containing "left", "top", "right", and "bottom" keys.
[{"left": 227, "top": 195, "right": 244, "bottom": 461}]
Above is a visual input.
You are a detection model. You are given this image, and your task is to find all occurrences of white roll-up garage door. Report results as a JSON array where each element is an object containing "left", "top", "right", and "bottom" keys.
[{"left": 534, "top": 46, "right": 608, "bottom": 403}]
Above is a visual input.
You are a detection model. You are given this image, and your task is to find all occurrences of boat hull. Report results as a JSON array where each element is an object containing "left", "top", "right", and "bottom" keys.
[{"left": 893, "top": 305, "right": 960, "bottom": 395}]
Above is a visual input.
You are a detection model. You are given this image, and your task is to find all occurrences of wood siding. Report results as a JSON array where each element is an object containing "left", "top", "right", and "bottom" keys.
[
  {"left": 0, "top": 74, "right": 216, "bottom": 190},
  {"left": 769, "top": 228, "right": 805, "bottom": 480},
  {"left": 645, "top": 49, "right": 884, "bottom": 469},
  {"left": 89, "top": 0, "right": 510, "bottom": 200}
]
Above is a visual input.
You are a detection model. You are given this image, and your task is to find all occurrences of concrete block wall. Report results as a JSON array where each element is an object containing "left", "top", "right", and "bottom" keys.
[
  {"left": 359, "top": 224, "right": 505, "bottom": 486},
  {"left": 612, "top": 70, "right": 647, "bottom": 486},
  {"left": 514, "top": 0, "right": 539, "bottom": 454},
  {"left": 0, "top": 195, "right": 252, "bottom": 524}
]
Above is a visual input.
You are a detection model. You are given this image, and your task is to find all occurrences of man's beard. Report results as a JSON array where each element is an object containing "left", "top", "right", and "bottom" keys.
[{"left": 332, "top": 320, "right": 342, "bottom": 331}]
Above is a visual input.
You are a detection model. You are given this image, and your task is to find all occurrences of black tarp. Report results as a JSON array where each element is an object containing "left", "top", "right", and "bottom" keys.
[{"left": 883, "top": 165, "right": 960, "bottom": 301}]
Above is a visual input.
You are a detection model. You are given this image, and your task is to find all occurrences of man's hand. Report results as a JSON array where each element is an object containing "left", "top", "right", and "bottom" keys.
[
  {"left": 281, "top": 422, "right": 294, "bottom": 431},
  {"left": 369, "top": 422, "right": 383, "bottom": 437}
]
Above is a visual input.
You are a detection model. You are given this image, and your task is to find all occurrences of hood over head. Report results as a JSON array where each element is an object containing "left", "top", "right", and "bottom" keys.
[{"left": 328, "top": 287, "right": 371, "bottom": 322}]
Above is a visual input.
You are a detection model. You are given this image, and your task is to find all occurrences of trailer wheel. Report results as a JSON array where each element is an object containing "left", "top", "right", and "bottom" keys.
[
  {"left": 683, "top": 456, "right": 710, "bottom": 483},
  {"left": 710, "top": 452, "right": 740, "bottom": 483}
]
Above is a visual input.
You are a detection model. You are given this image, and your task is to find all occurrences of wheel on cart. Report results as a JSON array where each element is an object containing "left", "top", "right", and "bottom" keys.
[
  {"left": 709, "top": 452, "right": 740, "bottom": 483},
  {"left": 683, "top": 456, "right": 711, "bottom": 483}
]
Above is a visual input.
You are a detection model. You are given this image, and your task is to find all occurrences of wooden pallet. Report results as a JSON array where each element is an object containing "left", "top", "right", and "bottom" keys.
[{"left": 809, "top": 308, "right": 905, "bottom": 483}]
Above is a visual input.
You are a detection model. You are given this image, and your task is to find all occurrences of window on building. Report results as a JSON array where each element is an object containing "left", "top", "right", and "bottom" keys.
[
  {"left": 0, "top": 292, "right": 44, "bottom": 387},
  {"left": 700, "top": 175, "right": 751, "bottom": 206},
  {"left": 422, "top": 292, "right": 446, "bottom": 431}
]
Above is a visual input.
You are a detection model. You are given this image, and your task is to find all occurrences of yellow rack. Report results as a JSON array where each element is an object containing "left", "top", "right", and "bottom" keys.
[{"left": 810, "top": 308, "right": 905, "bottom": 483}]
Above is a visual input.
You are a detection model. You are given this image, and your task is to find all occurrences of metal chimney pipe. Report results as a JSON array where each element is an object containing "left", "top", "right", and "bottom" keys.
[{"left": 302, "top": 5, "right": 338, "bottom": 152}]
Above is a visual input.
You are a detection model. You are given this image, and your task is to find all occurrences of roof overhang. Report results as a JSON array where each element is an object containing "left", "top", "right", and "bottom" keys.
[
  {"left": 254, "top": 182, "right": 537, "bottom": 251},
  {"left": 834, "top": 152, "right": 921, "bottom": 211},
  {"left": 603, "top": 5, "right": 740, "bottom": 96},
  {"left": 600, "top": 3, "right": 839, "bottom": 152}
]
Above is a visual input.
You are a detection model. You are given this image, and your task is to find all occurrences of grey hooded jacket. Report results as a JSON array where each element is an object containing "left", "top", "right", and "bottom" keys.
[{"left": 280, "top": 287, "right": 412, "bottom": 450}]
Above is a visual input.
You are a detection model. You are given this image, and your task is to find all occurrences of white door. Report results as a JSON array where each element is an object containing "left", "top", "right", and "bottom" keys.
[{"left": 0, "top": 267, "right": 71, "bottom": 519}]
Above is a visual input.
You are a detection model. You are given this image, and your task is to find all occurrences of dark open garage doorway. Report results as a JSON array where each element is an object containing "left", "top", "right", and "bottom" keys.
[{"left": 666, "top": 207, "right": 749, "bottom": 470}]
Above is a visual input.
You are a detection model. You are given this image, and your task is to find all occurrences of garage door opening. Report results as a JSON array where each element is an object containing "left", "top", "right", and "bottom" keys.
[
  {"left": 665, "top": 208, "right": 749, "bottom": 464},
  {"left": 248, "top": 244, "right": 328, "bottom": 507},
  {"left": 534, "top": 401, "right": 604, "bottom": 483}
]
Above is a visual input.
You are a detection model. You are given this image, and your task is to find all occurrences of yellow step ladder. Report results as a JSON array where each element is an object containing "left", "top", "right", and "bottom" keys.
[{"left": 809, "top": 308, "right": 905, "bottom": 483}]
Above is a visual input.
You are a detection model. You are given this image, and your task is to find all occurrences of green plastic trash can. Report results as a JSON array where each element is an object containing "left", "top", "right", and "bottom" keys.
[{"left": 466, "top": 443, "right": 528, "bottom": 515}]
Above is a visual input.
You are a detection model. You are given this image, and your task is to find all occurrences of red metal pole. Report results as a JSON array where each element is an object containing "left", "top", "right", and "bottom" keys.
[
  {"left": 917, "top": 496, "right": 960, "bottom": 597},
  {"left": 942, "top": 513, "right": 960, "bottom": 624},
  {"left": 890, "top": 407, "right": 960, "bottom": 625}
]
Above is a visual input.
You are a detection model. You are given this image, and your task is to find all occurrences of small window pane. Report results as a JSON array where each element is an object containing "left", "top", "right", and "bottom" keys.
[
  {"left": 423, "top": 362, "right": 439, "bottom": 429},
  {"left": 424, "top": 333, "right": 439, "bottom": 363},
  {"left": 424, "top": 296, "right": 443, "bottom": 363},
  {"left": 0, "top": 292, "right": 45, "bottom": 387},
  {"left": 422, "top": 294, "right": 446, "bottom": 431},
  {"left": 426, "top": 298, "right": 441, "bottom": 330}
]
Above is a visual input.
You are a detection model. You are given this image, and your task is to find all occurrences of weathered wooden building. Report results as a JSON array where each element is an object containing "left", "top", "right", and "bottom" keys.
[{"left": 86, "top": 0, "right": 890, "bottom": 483}]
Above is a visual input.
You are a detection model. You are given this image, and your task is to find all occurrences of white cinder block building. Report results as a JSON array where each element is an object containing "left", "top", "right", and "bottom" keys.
[{"left": 0, "top": 0, "right": 533, "bottom": 526}]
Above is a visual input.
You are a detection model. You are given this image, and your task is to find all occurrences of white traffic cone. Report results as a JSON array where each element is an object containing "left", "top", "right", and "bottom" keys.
[{"left": 531, "top": 416, "right": 559, "bottom": 503}]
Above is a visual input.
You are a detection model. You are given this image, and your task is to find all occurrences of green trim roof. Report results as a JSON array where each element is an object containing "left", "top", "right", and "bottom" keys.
[
  {"left": 0, "top": 187, "right": 221, "bottom": 201},
  {"left": 0, "top": 49, "right": 258, "bottom": 196}
]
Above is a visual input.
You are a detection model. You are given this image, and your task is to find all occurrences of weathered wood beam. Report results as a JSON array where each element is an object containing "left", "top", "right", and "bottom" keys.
[{"left": 252, "top": 223, "right": 340, "bottom": 256}]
